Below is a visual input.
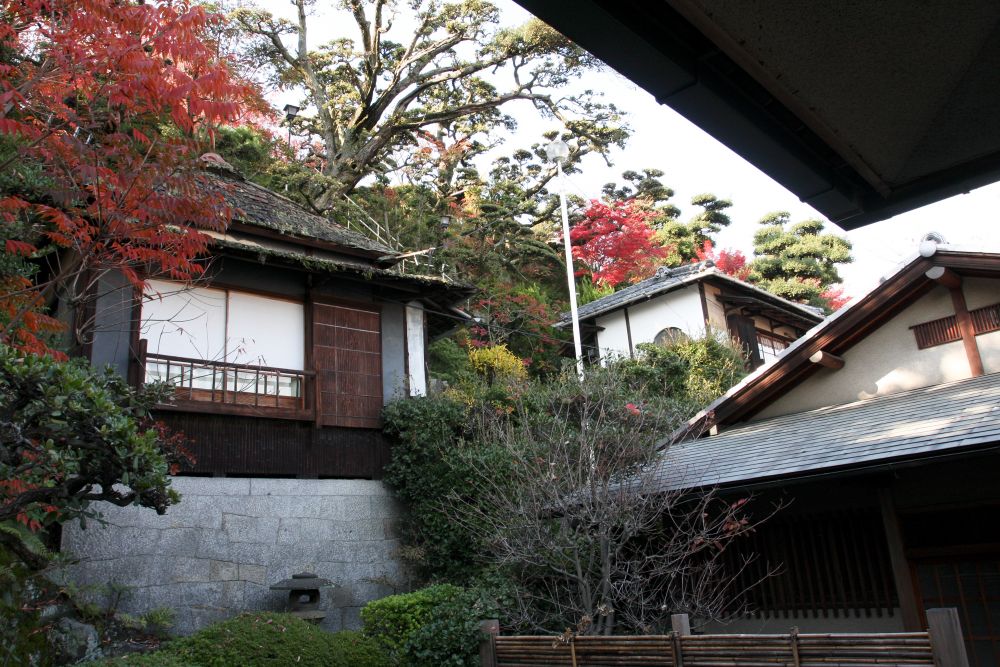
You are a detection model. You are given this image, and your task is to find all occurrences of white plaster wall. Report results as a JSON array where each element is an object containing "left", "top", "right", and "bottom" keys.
[
  {"left": 60, "top": 477, "right": 407, "bottom": 635},
  {"left": 699, "top": 609, "right": 904, "bottom": 634},
  {"left": 755, "top": 279, "right": 1000, "bottom": 420},
  {"left": 594, "top": 287, "right": 706, "bottom": 361}
]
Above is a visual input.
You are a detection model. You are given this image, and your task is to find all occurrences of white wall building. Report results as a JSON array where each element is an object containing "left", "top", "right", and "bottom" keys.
[{"left": 558, "top": 262, "right": 824, "bottom": 368}]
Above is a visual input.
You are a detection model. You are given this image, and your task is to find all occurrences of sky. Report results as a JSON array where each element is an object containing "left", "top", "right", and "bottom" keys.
[{"left": 256, "top": 0, "right": 1000, "bottom": 299}]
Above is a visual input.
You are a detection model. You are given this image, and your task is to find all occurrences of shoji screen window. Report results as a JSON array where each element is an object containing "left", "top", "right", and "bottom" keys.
[{"left": 141, "top": 280, "right": 305, "bottom": 402}]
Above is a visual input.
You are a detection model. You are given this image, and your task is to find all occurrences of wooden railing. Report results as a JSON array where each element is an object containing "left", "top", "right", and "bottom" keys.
[
  {"left": 482, "top": 609, "right": 969, "bottom": 667},
  {"left": 138, "top": 342, "right": 313, "bottom": 416}
]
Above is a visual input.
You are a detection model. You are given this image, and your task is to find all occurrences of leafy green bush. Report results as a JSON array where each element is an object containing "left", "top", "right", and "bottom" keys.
[
  {"left": 382, "top": 397, "right": 486, "bottom": 581},
  {"left": 404, "top": 586, "right": 501, "bottom": 667},
  {"left": 362, "top": 585, "right": 498, "bottom": 667},
  {"left": 616, "top": 332, "right": 746, "bottom": 406},
  {"left": 361, "top": 584, "right": 461, "bottom": 660}
]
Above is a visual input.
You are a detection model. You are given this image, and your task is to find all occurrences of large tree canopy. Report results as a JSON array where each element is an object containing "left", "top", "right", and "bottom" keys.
[{"left": 231, "top": 0, "right": 626, "bottom": 209}]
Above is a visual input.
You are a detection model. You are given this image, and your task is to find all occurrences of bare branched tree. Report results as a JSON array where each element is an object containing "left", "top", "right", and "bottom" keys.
[
  {"left": 445, "top": 364, "right": 775, "bottom": 635},
  {"left": 230, "top": 0, "right": 626, "bottom": 208}
]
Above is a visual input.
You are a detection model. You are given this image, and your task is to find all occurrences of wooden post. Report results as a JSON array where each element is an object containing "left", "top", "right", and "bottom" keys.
[
  {"left": 927, "top": 607, "right": 970, "bottom": 667},
  {"left": 948, "top": 286, "right": 985, "bottom": 377},
  {"left": 479, "top": 619, "right": 499, "bottom": 667},
  {"left": 671, "top": 613, "right": 691, "bottom": 635},
  {"left": 878, "top": 488, "right": 921, "bottom": 631},
  {"left": 671, "top": 614, "right": 690, "bottom": 667}
]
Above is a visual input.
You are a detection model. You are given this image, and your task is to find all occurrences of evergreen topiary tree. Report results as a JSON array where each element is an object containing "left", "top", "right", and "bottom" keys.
[{"left": 746, "top": 211, "right": 853, "bottom": 311}]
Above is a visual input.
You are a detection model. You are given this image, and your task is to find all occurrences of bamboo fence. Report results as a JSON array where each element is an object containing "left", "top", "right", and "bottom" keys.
[{"left": 493, "top": 631, "right": 937, "bottom": 667}]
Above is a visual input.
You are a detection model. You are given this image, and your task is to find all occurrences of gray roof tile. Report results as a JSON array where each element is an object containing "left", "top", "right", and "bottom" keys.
[{"left": 651, "top": 372, "right": 1000, "bottom": 491}]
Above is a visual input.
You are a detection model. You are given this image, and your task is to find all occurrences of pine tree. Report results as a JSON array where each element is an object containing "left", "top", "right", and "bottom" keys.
[{"left": 746, "top": 212, "right": 853, "bottom": 311}]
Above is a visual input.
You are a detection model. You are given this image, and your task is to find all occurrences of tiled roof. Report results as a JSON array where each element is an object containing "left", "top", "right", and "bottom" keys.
[
  {"left": 556, "top": 262, "right": 822, "bottom": 327},
  {"left": 650, "top": 372, "right": 1000, "bottom": 491},
  {"left": 207, "top": 170, "right": 395, "bottom": 256}
]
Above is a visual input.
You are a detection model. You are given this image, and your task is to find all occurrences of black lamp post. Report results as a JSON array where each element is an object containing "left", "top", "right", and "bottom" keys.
[{"left": 283, "top": 104, "right": 300, "bottom": 147}]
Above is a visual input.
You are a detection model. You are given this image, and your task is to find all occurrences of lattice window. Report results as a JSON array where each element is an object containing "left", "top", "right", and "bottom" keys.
[
  {"left": 756, "top": 330, "right": 790, "bottom": 363},
  {"left": 910, "top": 302, "right": 1000, "bottom": 349}
]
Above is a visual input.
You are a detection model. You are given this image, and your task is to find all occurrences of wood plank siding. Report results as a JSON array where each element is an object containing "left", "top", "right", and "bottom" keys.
[{"left": 160, "top": 412, "right": 391, "bottom": 479}]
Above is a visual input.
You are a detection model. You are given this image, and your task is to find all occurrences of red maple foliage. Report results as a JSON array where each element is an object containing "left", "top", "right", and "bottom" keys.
[
  {"left": 819, "top": 284, "right": 851, "bottom": 311},
  {"left": 693, "top": 240, "right": 750, "bottom": 281},
  {"left": 570, "top": 199, "right": 667, "bottom": 287},
  {"left": 0, "top": 0, "right": 264, "bottom": 356}
]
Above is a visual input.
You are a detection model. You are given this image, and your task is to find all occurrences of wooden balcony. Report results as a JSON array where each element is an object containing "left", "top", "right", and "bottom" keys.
[{"left": 136, "top": 341, "right": 314, "bottom": 420}]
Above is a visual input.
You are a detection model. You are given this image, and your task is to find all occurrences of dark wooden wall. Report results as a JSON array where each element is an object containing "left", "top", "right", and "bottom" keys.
[
  {"left": 159, "top": 412, "right": 391, "bottom": 479},
  {"left": 722, "top": 507, "right": 898, "bottom": 618}
]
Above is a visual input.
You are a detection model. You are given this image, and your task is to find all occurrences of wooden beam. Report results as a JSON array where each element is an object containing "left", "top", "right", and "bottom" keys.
[
  {"left": 926, "top": 608, "right": 970, "bottom": 667},
  {"left": 925, "top": 266, "right": 962, "bottom": 289},
  {"left": 947, "top": 285, "right": 985, "bottom": 377},
  {"left": 808, "top": 350, "right": 845, "bottom": 369},
  {"left": 878, "top": 488, "right": 921, "bottom": 631}
]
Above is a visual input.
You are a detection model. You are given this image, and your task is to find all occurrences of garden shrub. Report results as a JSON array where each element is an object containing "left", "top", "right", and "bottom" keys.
[
  {"left": 88, "top": 613, "right": 388, "bottom": 667},
  {"left": 616, "top": 332, "right": 746, "bottom": 406},
  {"left": 382, "top": 397, "right": 485, "bottom": 580},
  {"left": 361, "top": 584, "right": 461, "bottom": 660},
  {"left": 468, "top": 344, "right": 527, "bottom": 382},
  {"left": 362, "top": 584, "right": 498, "bottom": 667}
]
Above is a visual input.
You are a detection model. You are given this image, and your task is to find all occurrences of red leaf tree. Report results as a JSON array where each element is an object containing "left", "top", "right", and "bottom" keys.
[
  {"left": 693, "top": 240, "right": 750, "bottom": 281},
  {"left": 570, "top": 199, "right": 667, "bottom": 288},
  {"left": 0, "top": 0, "right": 264, "bottom": 355}
]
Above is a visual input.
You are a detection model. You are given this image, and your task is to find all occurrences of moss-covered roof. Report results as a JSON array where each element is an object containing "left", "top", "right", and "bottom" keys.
[{"left": 205, "top": 167, "right": 395, "bottom": 257}]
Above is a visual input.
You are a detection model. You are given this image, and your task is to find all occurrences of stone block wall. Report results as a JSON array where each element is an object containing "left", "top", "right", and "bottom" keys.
[{"left": 60, "top": 477, "right": 408, "bottom": 635}]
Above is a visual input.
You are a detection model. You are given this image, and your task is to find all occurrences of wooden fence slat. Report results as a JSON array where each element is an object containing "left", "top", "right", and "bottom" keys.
[{"left": 493, "top": 630, "right": 938, "bottom": 667}]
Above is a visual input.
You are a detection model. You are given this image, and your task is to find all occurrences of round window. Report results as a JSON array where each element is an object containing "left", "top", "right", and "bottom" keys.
[{"left": 653, "top": 327, "right": 689, "bottom": 347}]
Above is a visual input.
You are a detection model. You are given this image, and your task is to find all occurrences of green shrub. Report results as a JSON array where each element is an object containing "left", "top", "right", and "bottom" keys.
[
  {"left": 382, "top": 397, "right": 488, "bottom": 581},
  {"left": 362, "top": 585, "right": 497, "bottom": 667},
  {"left": 89, "top": 613, "right": 388, "bottom": 667},
  {"left": 361, "top": 584, "right": 461, "bottom": 660},
  {"left": 403, "top": 586, "right": 500, "bottom": 667},
  {"left": 615, "top": 332, "right": 746, "bottom": 406}
]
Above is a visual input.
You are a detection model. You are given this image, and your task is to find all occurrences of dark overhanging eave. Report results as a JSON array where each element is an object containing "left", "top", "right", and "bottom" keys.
[{"left": 513, "top": 0, "right": 1000, "bottom": 229}]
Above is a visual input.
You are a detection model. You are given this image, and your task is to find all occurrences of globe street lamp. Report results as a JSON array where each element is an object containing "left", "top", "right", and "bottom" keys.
[{"left": 545, "top": 139, "right": 584, "bottom": 379}]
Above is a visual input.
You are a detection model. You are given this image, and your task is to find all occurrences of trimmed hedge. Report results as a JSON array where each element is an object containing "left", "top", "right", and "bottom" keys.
[{"left": 86, "top": 613, "right": 388, "bottom": 667}]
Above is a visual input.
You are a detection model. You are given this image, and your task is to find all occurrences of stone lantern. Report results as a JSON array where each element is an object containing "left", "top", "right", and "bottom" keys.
[{"left": 270, "top": 572, "right": 333, "bottom": 623}]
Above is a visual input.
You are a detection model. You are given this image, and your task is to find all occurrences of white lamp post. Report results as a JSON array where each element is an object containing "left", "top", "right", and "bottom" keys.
[{"left": 545, "top": 139, "right": 584, "bottom": 379}]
